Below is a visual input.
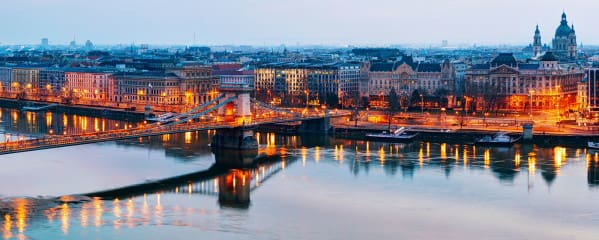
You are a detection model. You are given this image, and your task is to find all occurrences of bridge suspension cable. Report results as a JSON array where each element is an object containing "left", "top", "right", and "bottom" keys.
[{"left": 167, "top": 95, "right": 238, "bottom": 126}]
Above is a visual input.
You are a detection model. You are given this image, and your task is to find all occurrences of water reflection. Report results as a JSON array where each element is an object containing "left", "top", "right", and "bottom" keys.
[
  {"left": 4, "top": 143, "right": 593, "bottom": 235},
  {"left": 589, "top": 152, "right": 599, "bottom": 187},
  {"left": 0, "top": 107, "right": 138, "bottom": 141},
  {"left": 0, "top": 151, "right": 290, "bottom": 237}
]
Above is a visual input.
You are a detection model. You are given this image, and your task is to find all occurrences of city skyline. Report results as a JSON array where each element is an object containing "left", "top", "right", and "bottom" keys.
[{"left": 1, "top": 0, "right": 598, "bottom": 46}]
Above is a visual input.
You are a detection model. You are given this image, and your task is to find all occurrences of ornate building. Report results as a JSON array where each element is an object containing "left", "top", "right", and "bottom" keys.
[
  {"left": 552, "top": 12, "right": 577, "bottom": 59},
  {"left": 530, "top": 12, "right": 577, "bottom": 60},
  {"left": 366, "top": 56, "right": 455, "bottom": 108},
  {"left": 464, "top": 52, "right": 584, "bottom": 111}
]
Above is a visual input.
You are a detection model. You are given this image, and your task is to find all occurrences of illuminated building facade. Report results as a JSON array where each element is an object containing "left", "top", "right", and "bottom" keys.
[
  {"left": 110, "top": 72, "right": 182, "bottom": 107},
  {"left": 255, "top": 62, "right": 361, "bottom": 107},
  {"left": 11, "top": 68, "right": 40, "bottom": 97},
  {"left": 367, "top": 56, "right": 455, "bottom": 108},
  {"left": 464, "top": 52, "right": 584, "bottom": 111},
  {"left": 0, "top": 67, "right": 11, "bottom": 95},
  {"left": 587, "top": 66, "right": 599, "bottom": 114},
  {"left": 39, "top": 68, "right": 65, "bottom": 97},
  {"left": 64, "top": 70, "right": 112, "bottom": 103},
  {"left": 166, "top": 66, "right": 218, "bottom": 108}
]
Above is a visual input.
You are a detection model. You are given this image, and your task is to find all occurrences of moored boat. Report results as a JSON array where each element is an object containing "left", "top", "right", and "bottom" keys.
[
  {"left": 21, "top": 104, "right": 58, "bottom": 112},
  {"left": 366, "top": 127, "right": 419, "bottom": 142},
  {"left": 476, "top": 132, "right": 521, "bottom": 146},
  {"left": 588, "top": 141, "right": 599, "bottom": 149}
]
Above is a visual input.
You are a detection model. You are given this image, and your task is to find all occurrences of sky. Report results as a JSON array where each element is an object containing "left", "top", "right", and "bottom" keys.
[{"left": 0, "top": 0, "right": 597, "bottom": 46}]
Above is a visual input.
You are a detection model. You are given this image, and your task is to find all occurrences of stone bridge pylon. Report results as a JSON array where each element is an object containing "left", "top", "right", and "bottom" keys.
[{"left": 211, "top": 76, "right": 258, "bottom": 150}]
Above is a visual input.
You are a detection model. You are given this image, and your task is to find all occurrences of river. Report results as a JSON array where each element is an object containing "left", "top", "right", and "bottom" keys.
[{"left": 0, "top": 107, "right": 598, "bottom": 239}]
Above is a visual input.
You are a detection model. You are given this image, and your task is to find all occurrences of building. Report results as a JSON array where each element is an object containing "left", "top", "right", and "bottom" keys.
[
  {"left": 11, "top": 68, "right": 40, "bottom": 98},
  {"left": 336, "top": 63, "right": 362, "bottom": 107},
  {"left": 587, "top": 66, "right": 599, "bottom": 115},
  {"left": 166, "top": 65, "right": 218, "bottom": 110},
  {"left": 452, "top": 60, "right": 468, "bottom": 96},
  {"left": 552, "top": 12, "right": 577, "bottom": 59},
  {"left": 110, "top": 71, "right": 183, "bottom": 110},
  {"left": 464, "top": 52, "right": 584, "bottom": 112},
  {"left": 41, "top": 38, "right": 49, "bottom": 48},
  {"left": 0, "top": 67, "right": 12, "bottom": 96},
  {"left": 578, "top": 77, "right": 587, "bottom": 113},
  {"left": 417, "top": 60, "right": 455, "bottom": 96},
  {"left": 367, "top": 56, "right": 455, "bottom": 108},
  {"left": 367, "top": 57, "right": 416, "bottom": 107},
  {"left": 368, "top": 61, "right": 404, "bottom": 106},
  {"left": 39, "top": 68, "right": 66, "bottom": 98},
  {"left": 64, "top": 70, "right": 112, "bottom": 104},
  {"left": 254, "top": 62, "right": 361, "bottom": 107}
]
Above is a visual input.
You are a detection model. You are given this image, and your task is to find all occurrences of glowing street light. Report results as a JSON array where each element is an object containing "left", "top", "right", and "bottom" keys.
[
  {"left": 529, "top": 89, "right": 535, "bottom": 117},
  {"left": 420, "top": 94, "right": 424, "bottom": 114}
]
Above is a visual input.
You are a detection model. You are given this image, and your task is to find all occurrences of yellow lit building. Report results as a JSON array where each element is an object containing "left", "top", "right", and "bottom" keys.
[
  {"left": 64, "top": 70, "right": 112, "bottom": 104},
  {"left": 11, "top": 68, "right": 40, "bottom": 98}
]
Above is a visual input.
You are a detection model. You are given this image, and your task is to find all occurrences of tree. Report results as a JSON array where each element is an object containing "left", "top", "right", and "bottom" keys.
[
  {"left": 399, "top": 94, "right": 410, "bottom": 112},
  {"left": 388, "top": 87, "right": 400, "bottom": 112},
  {"left": 434, "top": 88, "right": 449, "bottom": 108},
  {"left": 361, "top": 96, "right": 370, "bottom": 108},
  {"left": 325, "top": 93, "right": 339, "bottom": 108},
  {"left": 410, "top": 90, "right": 421, "bottom": 109},
  {"left": 386, "top": 88, "right": 400, "bottom": 131}
]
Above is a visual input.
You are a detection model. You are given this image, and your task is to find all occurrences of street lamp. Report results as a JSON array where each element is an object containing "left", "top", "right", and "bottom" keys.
[
  {"left": 304, "top": 90, "right": 309, "bottom": 108},
  {"left": 420, "top": 94, "right": 424, "bottom": 114},
  {"left": 529, "top": 89, "right": 535, "bottom": 117}
]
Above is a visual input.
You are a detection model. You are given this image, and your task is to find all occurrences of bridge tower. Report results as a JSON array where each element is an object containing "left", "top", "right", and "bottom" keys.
[{"left": 211, "top": 75, "right": 258, "bottom": 150}]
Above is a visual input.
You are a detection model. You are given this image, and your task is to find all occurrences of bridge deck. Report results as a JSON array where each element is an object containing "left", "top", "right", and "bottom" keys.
[{"left": 0, "top": 113, "right": 348, "bottom": 155}]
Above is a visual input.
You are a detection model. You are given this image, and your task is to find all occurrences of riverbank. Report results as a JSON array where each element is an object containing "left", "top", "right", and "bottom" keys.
[
  {"left": 333, "top": 124, "right": 598, "bottom": 148},
  {"left": 0, "top": 98, "right": 145, "bottom": 121}
]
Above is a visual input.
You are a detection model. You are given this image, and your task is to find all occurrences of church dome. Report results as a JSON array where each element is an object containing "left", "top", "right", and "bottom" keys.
[
  {"left": 491, "top": 53, "right": 517, "bottom": 67},
  {"left": 555, "top": 12, "right": 573, "bottom": 37},
  {"left": 555, "top": 24, "right": 573, "bottom": 37}
]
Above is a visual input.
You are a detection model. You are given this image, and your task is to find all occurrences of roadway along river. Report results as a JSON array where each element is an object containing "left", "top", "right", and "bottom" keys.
[{"left": 0, "top": 107, "right": 598, "bottom": 239}]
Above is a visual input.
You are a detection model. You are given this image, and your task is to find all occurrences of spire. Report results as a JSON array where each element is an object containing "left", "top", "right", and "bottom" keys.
[
  {"left": 571, "top": 24, "right": 575, "bottom": 32},
  {"left": 535, "top": 24, "right": 540, "bottom": 33},
  {"left": 561, "top": 11, "right": 568, "bottom": 25}
]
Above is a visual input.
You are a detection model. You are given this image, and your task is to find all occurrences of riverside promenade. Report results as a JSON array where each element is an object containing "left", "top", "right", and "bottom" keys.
[{"left": 331, "top": 110, "right": 599, "bottom": 147}]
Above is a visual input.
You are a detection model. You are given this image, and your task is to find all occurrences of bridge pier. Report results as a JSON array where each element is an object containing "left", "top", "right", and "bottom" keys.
[
  {"left": 218, "top": 170, "right": 251, "bottom": 209},
  {"left": 298, "top": 110, "right": 331, "bottom": 133},
  {"left": 211, "top": 127, "right": 258, "bottom": 150}
]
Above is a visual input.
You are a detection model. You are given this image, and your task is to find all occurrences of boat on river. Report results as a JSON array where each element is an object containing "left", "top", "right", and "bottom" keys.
[
  {"left": 476, "top": 132, "right": 521, "bottom": 146},
  {"left": 588, "top": 141, "right": 599, "bottom": 149},
  {"left": 366, "top": 127, "right": 419, "bottom": 142},
  {"left": 21, "top": 104, "right": 58, "bottom": 112}
]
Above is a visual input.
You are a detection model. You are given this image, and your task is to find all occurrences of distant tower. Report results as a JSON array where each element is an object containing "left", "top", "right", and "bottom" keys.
[
  {"left": 85, "top": 40, "right": 94, "bottom": 50},
  {"left": 568, "top": 24, "right": 577, "bottom": 58},
  {"left": 533, "top": 25, "right": 542, "bottom": 57},
  {"left": 70, "top": 35, "right": 77, "bottom": 48},
  {"left": 40, "top": 38, "right": 49, "bottom": 49}
]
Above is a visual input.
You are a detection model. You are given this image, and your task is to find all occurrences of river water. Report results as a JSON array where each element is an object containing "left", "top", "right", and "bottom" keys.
[{"left": 0, "top": 107, "right": 598, "bottom": 239}]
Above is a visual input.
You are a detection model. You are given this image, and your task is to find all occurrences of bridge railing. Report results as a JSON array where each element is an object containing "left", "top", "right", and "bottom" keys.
[{"left": 0, "top": 110, "right": 348, "bottom": 154}]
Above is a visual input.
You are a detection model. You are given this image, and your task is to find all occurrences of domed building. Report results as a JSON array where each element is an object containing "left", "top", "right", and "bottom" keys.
[{"left": 552, "top": 12, "right": 577, "bottom": 59}]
